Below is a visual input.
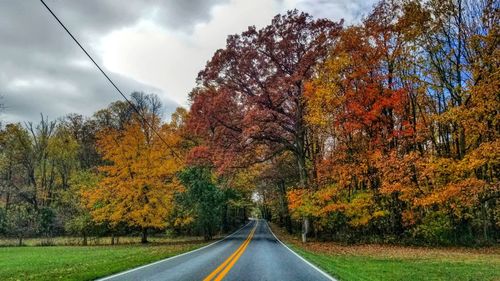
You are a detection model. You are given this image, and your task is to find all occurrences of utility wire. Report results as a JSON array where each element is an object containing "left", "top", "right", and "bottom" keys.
[{"left": 39, "top": 0, "right": 180, "bottom": 160}]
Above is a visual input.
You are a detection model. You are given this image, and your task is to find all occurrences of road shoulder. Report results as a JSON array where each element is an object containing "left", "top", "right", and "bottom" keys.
[{"left": 266, "top": 222, "right": 337, "bottom": 281}]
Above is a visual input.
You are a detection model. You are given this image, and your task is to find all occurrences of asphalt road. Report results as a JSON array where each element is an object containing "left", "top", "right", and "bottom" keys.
[{"left": 98, "top": 219, "right": 335, "bottom": 281}]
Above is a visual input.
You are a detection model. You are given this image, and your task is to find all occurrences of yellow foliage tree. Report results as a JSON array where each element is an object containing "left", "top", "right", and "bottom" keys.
[{"left": 84, "top": 118, "right": 183, "bottom": 243}]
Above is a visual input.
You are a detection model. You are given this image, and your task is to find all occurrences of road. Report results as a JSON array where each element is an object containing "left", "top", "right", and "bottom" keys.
[{"left": 98, "top": 219, "right": 335, "bottom": 281}]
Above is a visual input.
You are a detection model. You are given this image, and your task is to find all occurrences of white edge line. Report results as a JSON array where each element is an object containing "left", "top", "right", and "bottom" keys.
[
  {"left": 96, "top": 220, "right": 253, "bottom": 281},
  {"left": 266, "top": 221, "right": 338, "bottom": 281}
]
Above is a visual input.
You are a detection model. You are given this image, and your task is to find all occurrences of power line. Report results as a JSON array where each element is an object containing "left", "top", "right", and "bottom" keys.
[{"left": 39, "top": 0, "right": 180, "bottom": 160}]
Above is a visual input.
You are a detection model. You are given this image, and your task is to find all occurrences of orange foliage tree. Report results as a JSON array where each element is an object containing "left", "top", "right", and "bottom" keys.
[{"left": 287, "top": 0, "right": 499, "bottom": 244}]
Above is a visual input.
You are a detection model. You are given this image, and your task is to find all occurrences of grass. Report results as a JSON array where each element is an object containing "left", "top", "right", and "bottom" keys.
[
  {"left": 270, "top": 224, "right": 500, "bottom": 281},
  {"left": 0, "top": 240, "right": 208, "bottom": 281},
  {"left": 0, "top": 235, "right": 207, "bottom": 247}
]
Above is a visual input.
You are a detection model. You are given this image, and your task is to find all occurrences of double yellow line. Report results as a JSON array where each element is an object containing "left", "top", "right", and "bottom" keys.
[{"left": 203, "top": 221, "right": 258, "bottom": 281}]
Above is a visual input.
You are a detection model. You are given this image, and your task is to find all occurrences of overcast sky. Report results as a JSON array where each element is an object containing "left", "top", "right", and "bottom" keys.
[{"left": 0, "top": 0, "right": 377, "bottom": 123}]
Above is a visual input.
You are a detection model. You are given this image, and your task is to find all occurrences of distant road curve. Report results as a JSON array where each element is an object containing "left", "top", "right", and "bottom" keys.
[{"left": 97, "top": 219, "right": 336, "bottom": 281}]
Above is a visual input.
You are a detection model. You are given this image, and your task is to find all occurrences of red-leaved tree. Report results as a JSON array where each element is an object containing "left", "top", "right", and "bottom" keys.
[{"left": 189, "top": 10, "right": 342, "bottom": 241}]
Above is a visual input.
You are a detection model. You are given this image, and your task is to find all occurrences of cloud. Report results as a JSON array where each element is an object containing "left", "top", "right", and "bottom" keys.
[
  {"left": 100, "top": 0, "right": 284, "bottom": 107},
  {"left": 0, "top": 0, "right": 194, "bottom": 123},
  {"left": 1, "top": 65, "right": 174, "bottom": 123},
  {"left": 287, "top": 0, "right": 378, "bottom": 24},
  {"left": 0, "top": 0, "right": 378, "bottom": 124}
]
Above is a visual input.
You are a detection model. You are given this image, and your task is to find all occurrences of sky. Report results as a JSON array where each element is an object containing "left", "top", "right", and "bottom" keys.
[{"left": 0, "top": 0, "right": 378, "bottom": 123}]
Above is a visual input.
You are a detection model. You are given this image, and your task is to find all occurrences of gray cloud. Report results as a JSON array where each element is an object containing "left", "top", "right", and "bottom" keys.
[
  {"left": 1, "top": 65, "right": 176, "bottom": 123},
  {"left": 0, "top": 0, "right": 228, "bottom": 123},
  {"left": 45, "top": 0, "right": 229, "bottom": 34},
  {"left": 0, "top": 0, "right": 376, "bottom": 124},
  {"left": 151, "top": 0, "right": 229, "bottom": 30},
  {"left": 294, "top": 0, "right": 378, "bottom": 24}
]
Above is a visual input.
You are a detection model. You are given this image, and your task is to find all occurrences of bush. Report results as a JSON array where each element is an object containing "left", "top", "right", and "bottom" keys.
[
  {"left": 411, "top": 212, "right": 454, "bottom": 245},
  {"left": 0, "top": 208, "right": 6, "bottom": 235},
  {"left": 38, "top": 207, "right": 56, "bottom": 237}
]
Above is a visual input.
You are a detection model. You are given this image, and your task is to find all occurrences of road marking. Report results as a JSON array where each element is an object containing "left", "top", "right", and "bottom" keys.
[
  {"left": 96, "top": 221, "right": 252, "bottom": 281},
  {"left": 203, "top": 221, "right": 258, "bottom": 281},
  {"left": 212, "top": 224, "right": 256, "bottom": 281},
  {"left": 266, "top": 221, "right": 338, "bottom": 281}
]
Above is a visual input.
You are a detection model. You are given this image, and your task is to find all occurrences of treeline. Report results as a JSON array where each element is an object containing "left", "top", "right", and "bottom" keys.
[
  {"left": 1, "top": 0, "right": 497, "bottom": 247},
  {"left": 188, "top": 0, "right": 499, "bottom": 245},
  {"left": 0, "top": 93, "right": 250, "bottom": 245}
]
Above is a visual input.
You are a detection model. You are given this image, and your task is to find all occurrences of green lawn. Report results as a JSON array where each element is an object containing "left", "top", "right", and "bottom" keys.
[
  {"left": 292, "top": 246, "right": 500, "bottom": 281},
  {"left": 0, "top": 242, "right": 207, "bottom": 281}
]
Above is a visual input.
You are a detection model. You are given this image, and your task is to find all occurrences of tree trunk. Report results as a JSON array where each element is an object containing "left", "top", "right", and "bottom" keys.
[
  {"left": 204, "top": 226, "right": 212, "bottom": 241},
  {"left": 243, "top": 206, "right": 247, "bottom": 221},
  {"left": 111, "top": 233, "right": 115, "bottom": 245},
  {"left": 82, "top": 233, "right": 87, "bottom": 246},
  {"left": 297, "top": 153, "right": 307, "bottom": 187},
  {"left": 222, "top": 204, "right": 228, "bottom": 233},
  {"left": 483, "top": 201, "right": 489, "bottom": 241},
  {"left": 18, "top": 236, "right": 23, "bottom": 246},
  {"left": 278, "top": 180, "right": 293, "bottom": 233},
  {"left": 141, "top": 228, "right": 148, "bottom": 244},
  {"left": 301, "top": 217, "right": 310, "bottom": 243},
  {"left": 297, "top": 153, "right": 310, "bottom": 242}
]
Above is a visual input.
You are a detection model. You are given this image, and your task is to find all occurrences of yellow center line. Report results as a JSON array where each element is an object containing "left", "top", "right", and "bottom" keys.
[{"left": 203, "top": 221, "right": 258, "bottom": 281}]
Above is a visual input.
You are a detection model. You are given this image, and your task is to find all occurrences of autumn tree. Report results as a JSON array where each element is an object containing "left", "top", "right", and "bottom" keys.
[
  {"left": 285, "top": 0, "right": 499, "bottom": 244},
  {"left": 60, "top": 114, "right": 101, "bottom": 169},
  {"left": 0, "top": 1, "right": 497, "bottom": 247},
  {"left": 85, "top": 95, "right": 183, "bottom": 243},
  {"left": 24, "top": 116, "right": 58, "bottom": 209},
  {"left": 0, "top": 110, "right": 89, "bottom": 241},
  {"left": 0, "top": 117, "right": 80, "bottom": 235},
  {"left": 190, "top": 10, "right": 342, "bottom": 242},
  {"left": 297, "top": 0, "right": 410, "bottom": 235},
  {"left": 250, "top": 152, "right": 298, "bottom": 232}
]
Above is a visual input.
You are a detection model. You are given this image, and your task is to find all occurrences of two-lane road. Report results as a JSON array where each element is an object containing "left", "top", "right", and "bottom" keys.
[{"left": 98, "top": 219, "right": 335, "bottom": 281}]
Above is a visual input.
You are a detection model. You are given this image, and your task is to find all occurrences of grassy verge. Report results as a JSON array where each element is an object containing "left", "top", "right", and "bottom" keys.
[
  {"left": 0, "top": 240, "right": 208, "bottom": 281},
  {"left": 0, "top": 235, "right": 207, "bottom": 247},
  {"left": 270, "top": 224, "right": 500, "bottom": 281}
]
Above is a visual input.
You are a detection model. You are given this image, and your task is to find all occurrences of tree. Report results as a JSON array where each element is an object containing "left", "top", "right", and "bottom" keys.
[
  {"left": 190, "top": 10, "right": 342, "bottom": 242},
  {"left": 24, "top": 116, "right": 57, "bottom": 209},
  {"left": 6, "top": 203, "right": 37, "bottom": 246},
  {"left": 0, "top": 123, "right": 26, "bottom": 212},
  {"left": 85, "top": 98, "right": 183, "bottom": 243},
  {"left": 61, "top": 170, "right": 99, "bottom": 245},
  {"left": 49, "top": 125, "right": 79, "bottom": 190},
  {"left": 0, "top": 208, "right": 6, "bottom": 235},
  {"left": 60, "top": 114, "right": 101, "bottom": 169},
  {"left": 0, "top": 94, "right": 4, "bottom": 126},
  {"left": 0, "top": 115, "right": 84, "bottom": 239},
  {"left": 285, "top": 0, "right": 499, "bottom": 244},
  {"left": 0, "top": 118, "right": 60, "bottom": 211},
  {"left": 297, "top": 1, "right": 413, "bottom": 237},
  {"left": 249, "top": 152, "right": 297, "bottom": 233},
  {"left": 178, "top": 166, "right": 225, "bottom": 240}
]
